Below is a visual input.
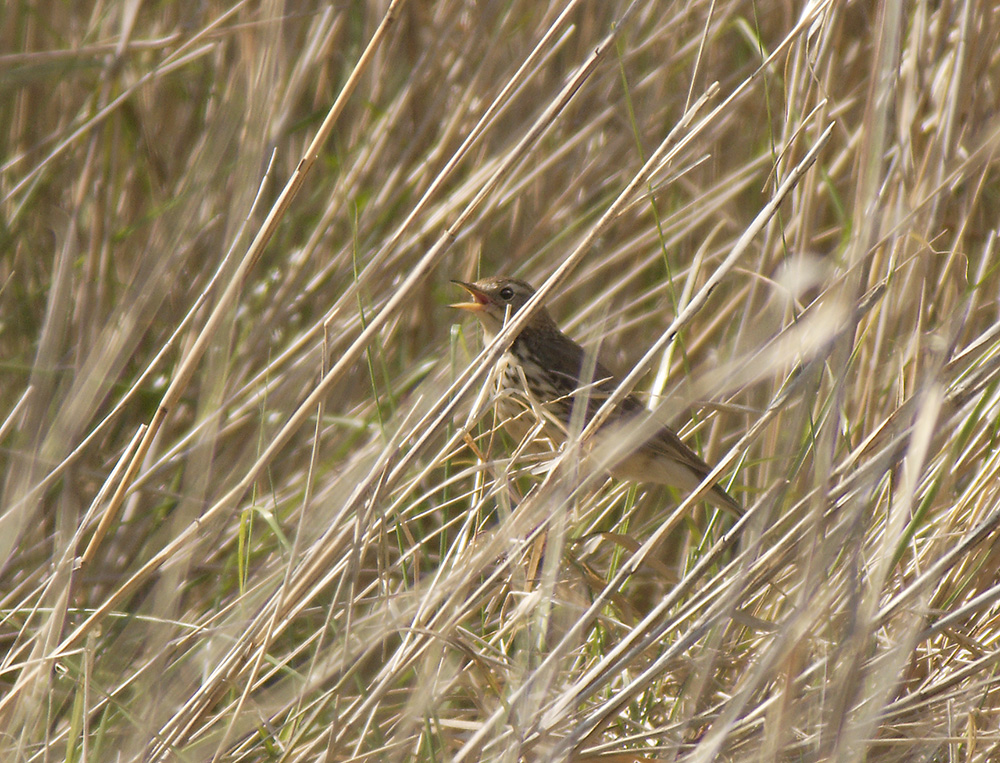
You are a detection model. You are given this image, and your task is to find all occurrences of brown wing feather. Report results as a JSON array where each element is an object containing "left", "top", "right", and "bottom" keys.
[{"left": 511, "top": 322, "right": 741, "bottom": 516}]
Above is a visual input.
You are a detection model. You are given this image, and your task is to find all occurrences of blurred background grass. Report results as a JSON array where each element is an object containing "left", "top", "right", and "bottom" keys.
[{"left": 3, "top": 1, "right": 1000, "bottom": 760}]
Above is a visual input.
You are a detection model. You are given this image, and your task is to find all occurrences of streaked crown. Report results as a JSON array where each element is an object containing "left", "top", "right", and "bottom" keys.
[{"left": 450, "top": 277, "right": 557, "bottom": 336}]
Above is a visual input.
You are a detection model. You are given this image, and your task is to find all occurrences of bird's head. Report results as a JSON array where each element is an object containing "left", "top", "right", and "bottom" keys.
[{"left": 450, "top": 276, "right": 557, "bottom": 337}]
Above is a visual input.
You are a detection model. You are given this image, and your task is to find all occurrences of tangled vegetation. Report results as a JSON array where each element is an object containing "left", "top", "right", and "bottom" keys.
[{"left": 3, "top": 1, "right": 1000, "bottom": 760}]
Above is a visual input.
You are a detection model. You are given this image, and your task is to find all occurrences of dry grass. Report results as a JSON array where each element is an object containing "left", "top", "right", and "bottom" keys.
[{"left": 3, "top": 0, "right": 1000, "bottom": 760}]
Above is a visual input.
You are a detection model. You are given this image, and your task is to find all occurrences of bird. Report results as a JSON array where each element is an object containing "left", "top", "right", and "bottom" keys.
[{"left": 450, "top": 276, "right": 742, "bottom": 517}]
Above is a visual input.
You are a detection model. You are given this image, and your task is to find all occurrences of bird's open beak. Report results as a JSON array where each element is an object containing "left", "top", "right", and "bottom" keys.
[{"left": 449, "top": 280, "right": 489, "bottom": 312}]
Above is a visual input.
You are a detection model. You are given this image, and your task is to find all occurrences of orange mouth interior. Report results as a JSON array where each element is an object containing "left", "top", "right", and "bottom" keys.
[{"left": 450, "top": 283, "right": 488, "bottom": 312}]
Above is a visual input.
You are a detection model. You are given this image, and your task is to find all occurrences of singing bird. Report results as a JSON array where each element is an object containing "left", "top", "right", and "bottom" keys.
[{"left": 451, "top": 276, "right": 741, "bottom": 517}]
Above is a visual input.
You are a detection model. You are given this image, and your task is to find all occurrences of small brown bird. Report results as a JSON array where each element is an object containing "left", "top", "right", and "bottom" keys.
[{"left": 451, "top": 276, "right": 741, "bottom": 517}]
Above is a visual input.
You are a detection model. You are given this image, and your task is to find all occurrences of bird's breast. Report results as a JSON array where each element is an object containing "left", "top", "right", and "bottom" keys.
[{"left": 507, "top": 341, "right": 560, "bottom": 401}]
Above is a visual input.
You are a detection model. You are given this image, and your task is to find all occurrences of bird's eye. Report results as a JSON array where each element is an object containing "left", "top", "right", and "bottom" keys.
[{"left": 499, "top": 286, "right": 515, "bottom": 301}]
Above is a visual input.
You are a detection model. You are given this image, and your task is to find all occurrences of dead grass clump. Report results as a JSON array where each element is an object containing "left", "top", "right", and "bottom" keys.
[{"left": 3, "top": 0, "right": 1000, "bottom": 760}]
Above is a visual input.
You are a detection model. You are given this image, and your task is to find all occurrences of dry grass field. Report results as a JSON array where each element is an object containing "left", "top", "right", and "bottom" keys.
[{"left": 3, "top": 0, "right": 1000, "bottom": 760}]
